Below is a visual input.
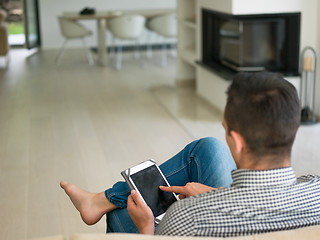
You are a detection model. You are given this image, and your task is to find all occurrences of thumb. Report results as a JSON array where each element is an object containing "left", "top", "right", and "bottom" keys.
[{"left": 130, "top": 190, "right": 143, "bottom": 205}]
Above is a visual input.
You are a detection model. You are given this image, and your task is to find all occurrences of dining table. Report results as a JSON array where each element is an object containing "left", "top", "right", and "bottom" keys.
[{"left": 63, "top": 8, "right": 176, "bottom": 66}]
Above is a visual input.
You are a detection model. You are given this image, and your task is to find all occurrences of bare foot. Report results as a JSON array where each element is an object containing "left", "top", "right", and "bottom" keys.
[{"left": 60, "top": 181, "right": 117, "bottom": 225}]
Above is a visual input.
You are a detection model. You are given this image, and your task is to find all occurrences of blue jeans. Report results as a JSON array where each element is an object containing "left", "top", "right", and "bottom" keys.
[{"left": 105, "top": 137, "right": 236, "bottom": 233}]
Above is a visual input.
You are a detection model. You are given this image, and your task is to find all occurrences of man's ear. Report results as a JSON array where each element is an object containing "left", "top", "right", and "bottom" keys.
[{"left": 230, "top": 131, "right": 246, "bottom": 153}]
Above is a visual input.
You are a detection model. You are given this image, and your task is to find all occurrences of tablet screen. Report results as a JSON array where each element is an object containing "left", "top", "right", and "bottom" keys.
[{"left": 130, "top": 165, "right": 177, "bottom": 217}]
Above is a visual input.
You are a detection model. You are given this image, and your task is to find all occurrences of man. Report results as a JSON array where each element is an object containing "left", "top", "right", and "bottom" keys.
[{"left": 61, "top": 72, "right": 320, "bottom": 237}]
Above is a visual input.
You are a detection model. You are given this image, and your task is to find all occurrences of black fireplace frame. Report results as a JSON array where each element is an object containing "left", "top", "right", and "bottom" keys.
[{"left": 200, "top": 9, "right": 301, "bottom": 79}]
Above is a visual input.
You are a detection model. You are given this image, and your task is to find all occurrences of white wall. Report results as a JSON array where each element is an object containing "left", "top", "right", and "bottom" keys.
[{"left": 38, "top": 0, "right": 176, "bottom": 49}]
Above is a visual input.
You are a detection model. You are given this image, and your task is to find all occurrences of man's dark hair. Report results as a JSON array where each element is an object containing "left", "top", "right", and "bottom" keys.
[{"left": 224, "top": 71, "right": 301, "bottom": 159}]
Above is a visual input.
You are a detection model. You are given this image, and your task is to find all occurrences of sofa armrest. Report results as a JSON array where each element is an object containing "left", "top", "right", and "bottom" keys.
[
  {"left": 70, "top": 225, "right": 320, "bottom": 240},
  {"left": 70, "top": 233, "right": 251, "bottom": 240}
]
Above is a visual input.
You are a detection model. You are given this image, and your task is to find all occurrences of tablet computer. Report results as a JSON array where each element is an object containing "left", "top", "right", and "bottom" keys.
[{"left": 121, "top": 159, "right": 179, "bottom": 224}]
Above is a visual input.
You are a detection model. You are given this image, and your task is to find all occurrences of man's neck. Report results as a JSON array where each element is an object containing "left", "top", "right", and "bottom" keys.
[{"left": 237, "top": 154, "right": 291, "bottom": 170}]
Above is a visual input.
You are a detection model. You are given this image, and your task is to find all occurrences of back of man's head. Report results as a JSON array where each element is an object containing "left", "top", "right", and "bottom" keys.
[{"left": 224, "top": 71, "right": 301, "bottom": 159}]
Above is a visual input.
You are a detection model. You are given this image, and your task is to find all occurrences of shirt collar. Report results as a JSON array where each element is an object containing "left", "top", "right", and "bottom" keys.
[{"left": 231, "top": 167, "right": 297, "bottom": 187}]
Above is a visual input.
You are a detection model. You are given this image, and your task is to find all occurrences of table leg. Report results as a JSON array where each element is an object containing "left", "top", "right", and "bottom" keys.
[{"left": 97, "top": 18, "right": 107, "bottom": 66}]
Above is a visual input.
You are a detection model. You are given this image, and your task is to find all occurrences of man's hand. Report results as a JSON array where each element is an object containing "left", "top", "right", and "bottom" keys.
[
  {"left": 160, "top": 182, "right": 221, "bottom": 199},
  {"left": 127, "top": 190, "right": 155, "bottom": 235}
]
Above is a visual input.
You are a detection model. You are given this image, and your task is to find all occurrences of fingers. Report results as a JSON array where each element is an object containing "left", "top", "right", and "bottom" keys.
[
  {"left": 127, "top": 190, "right": 143, "bottom": 213},
  {"left": 159, "top": 185, "right": 184, "bottom": 194},
  {"left": 179, "top": 194, "right": 186, "bottom": 200},
  {"left": 160, "top": 183, "right": 220, "bottom": 199},
  {"left": 127, "top": 193, "right": 135, "bottom": 210}
]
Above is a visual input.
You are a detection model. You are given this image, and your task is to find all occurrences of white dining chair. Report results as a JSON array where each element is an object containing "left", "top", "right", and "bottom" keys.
[
  {"left": 56, "top": 16, "right": 94, "bottom": 66},
  {"left": 107, "top": 15, "right": 146, "bottom": 70},
  {"left": 148, "top": 13, "right": 177, "bottom": 67},
  {"left": 145, "top": 18, "right": 157, "bottom": 59}
]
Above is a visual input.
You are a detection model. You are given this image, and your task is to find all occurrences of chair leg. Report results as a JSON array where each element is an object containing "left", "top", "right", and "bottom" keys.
[
  {"left": 82, "top": 38, "right": 94, "bottom": 66},
  {"left": 147, "top": 45, "right": 152, "bottom": 59},
  {"left": 55, "top": 40, "right": 68, "bottom": 66},
  {"left": 116, "top": 44, "right": 122, "bottom": 70},
  {"left": 146, "top": 30, "right": 153, "bottom": 59},
  {"left": 109, "top": 32, "right": 116, "bottom": 58},
  {"left": 170, "top": 43, "right": 177, "bottom": 58},
  {"left": 161, "top": 42, "right": 167, "bottom": 67},
  {"left": 134, "top": 39, "right": 140, "bottom": 59}
]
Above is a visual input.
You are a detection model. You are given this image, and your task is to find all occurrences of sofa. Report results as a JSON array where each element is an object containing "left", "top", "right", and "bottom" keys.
[{"left": 29, "top": 225, "right": 320, "bottom": 240}]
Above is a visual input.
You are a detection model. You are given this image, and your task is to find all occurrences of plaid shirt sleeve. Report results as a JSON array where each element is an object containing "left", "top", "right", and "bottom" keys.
[{"left": 156, "top": 197, "right": 197, "bottom": 236}]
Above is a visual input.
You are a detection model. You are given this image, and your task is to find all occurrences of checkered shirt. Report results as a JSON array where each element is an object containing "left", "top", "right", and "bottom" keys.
[{"left": 155, "top": 167, "right": 320, "bottom": 237}]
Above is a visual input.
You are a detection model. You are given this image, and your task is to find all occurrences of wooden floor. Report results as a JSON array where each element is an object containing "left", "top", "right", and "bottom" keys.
[{"left": 0, "top": 49, "right": 319, "bottom": 240}]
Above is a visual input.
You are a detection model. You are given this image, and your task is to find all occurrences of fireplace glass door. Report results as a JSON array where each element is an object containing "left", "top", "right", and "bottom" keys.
[{"left": 202, "top": 10, "right": 301, "bottom": 76}]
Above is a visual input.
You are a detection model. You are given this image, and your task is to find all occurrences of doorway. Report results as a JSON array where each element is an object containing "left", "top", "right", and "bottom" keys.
[
  {"left": 0, "top": 0, "right": 40, "bottom": 48},
  {"left": 1, "top": 0, "right": 24, "bottom": 46}
]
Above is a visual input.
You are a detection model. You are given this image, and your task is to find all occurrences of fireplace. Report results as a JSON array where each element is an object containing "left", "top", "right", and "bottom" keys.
[{"left": 201, "top": 9, "right": 301, "bottom": 78}]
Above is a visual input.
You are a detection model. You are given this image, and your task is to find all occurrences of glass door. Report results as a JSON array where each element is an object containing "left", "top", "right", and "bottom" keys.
[
  {"left": 1, "top": 0, "right": 25, "bottom": 46},
  {"left": 23, "top": 0, "right": 40, "bottom": 49}
]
